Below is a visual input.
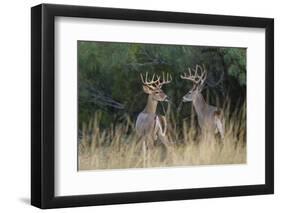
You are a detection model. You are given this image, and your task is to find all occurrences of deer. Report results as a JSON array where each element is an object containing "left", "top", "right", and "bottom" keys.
[
  {"left": 135, "top": 72, "right": 172, "bottom": 167},
  {"left": 180, "top": 64, "right": 224, "bottom": 140}
]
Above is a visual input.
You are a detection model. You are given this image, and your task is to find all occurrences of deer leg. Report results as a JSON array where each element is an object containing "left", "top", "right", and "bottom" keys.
[
  {"left": 154, "top": 116, "right": 169, "bottom": 145},
  {"left": 158, "top": 133, "right": 169, "bottom": 146},
  {"left": 215, "top": 128, "right": 218, "bottom": 134},
  {"left": 159, "top": 115, "right": 167, "bottom": 135},
  {"left": 142, "top": 140, "right": 146, "bottom": 168},
  {"left": 146, "top": 139, "right": 154, "bottom": 167},
  {"left": 215, "top": 117, "right": 224, "bottom": 140},
  {"left": 153, "top": 127, "right": 158, "bottom": 141}
]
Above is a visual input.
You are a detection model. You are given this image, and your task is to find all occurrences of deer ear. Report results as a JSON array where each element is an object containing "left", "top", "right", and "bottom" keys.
[{"left": 142, "top": 85, "right": 153, "bottom": 94}]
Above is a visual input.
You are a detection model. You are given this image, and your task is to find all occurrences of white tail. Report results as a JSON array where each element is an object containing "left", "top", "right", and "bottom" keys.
[
  {"left": 181, "top": 64, "right": 224, "bottom": 140},
  {"left": 136, "top": 72, "right": 172, "bottom": 166}
]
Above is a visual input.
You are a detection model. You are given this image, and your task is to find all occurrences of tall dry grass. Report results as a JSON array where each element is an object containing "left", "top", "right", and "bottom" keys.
[{"left": 78, "top": 101, "right": 246, "bottom": 170}]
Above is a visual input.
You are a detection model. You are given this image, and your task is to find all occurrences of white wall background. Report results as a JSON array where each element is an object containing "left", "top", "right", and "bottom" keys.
[{"left": 0, "top": 0, "right": 279, "bottom": 212}]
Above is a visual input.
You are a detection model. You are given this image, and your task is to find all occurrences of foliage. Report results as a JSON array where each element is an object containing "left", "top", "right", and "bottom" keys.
[{"left": 78, "top": 41, "right": 246, "bottom": 129}]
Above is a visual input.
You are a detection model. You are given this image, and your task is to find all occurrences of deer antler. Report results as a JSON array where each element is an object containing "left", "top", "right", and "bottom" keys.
[
  {"left": 181, "top": 64, "right": 207, "bottom": 88},
  {"left": 140, "top": 72, "right": 160, "bottom": 89},
  {"left": 140, "top": 72, "right": 172, "bottom": 89},
  {"left": 157, "top": 72, "right": 172, "bottom": 88}
]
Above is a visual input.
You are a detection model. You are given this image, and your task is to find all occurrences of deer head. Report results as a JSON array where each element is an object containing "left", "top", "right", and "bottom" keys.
[
  {"left": 140, "top": 72, "right": 172, "bottom": 102},
  {"left": 180, "top": 64, "right": 207, "bottom": 102}
]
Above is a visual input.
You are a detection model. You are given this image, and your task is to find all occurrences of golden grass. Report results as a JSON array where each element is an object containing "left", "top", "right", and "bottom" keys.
[{"left": 78, "top": 102, "right": 246, "bottom": 170}]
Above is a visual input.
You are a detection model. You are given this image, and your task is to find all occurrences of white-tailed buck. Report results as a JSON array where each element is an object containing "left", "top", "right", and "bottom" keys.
[
  {"left": 136, "top": 72, "right": 172, "bottom": 166},
  {"left": 181, "top": 64, "right": 224, "bottom": 140}
]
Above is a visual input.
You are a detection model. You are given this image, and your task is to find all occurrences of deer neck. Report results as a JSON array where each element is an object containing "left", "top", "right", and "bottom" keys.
[
  {"left": 192, "top": 93, "right": 206, "bottom": 116},
  {"left": 143, "top": 95, "right": 158, "bottom": 114}
]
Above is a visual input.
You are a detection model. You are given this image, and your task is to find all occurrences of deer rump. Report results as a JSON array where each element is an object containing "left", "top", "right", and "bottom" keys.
[{"left": 136, "top": 112, "right": 167, "bottom": 143}]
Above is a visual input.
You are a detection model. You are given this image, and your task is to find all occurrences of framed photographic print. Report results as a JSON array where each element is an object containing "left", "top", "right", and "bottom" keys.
[{"left": 31, "top": 3, "right": 274, "bottom": 209}]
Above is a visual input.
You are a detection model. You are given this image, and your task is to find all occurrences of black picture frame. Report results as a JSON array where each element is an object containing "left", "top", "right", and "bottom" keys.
[{"left": 31, "top": 3, "right": 274, "bottom": 209}]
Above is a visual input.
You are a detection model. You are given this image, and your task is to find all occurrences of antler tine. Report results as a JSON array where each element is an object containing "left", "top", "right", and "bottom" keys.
[
  {"left": 145, "top": 72, "right": 148, "bottom": 83},
  {"left": 157, "top": 72, "right": 172, "bottom": 88},
  {"left": 188, "top": 67, "right": 192, "bottom": 77},
  {"left": 180, "top": 71, "right": 191, "bottom": 80},
  {"left": 181, "top": 67, "right": 200, "bottom": 84},
  {"left": 180, "top": 73, "right": 186, "bottom": 79},
  {"left": 141, "top": 71, "right": 171, "bottom": 88},
  {"left": 181, "top": 64, "right": 207, "bottom": 85},
  {"left": 140, "top": 73, "right": 145, "bottom": 84},
  {"left": 194, "top": 64, "right": 198, "bottom": 74},
  {"left": 197, "top": 64, "right": 207, "bottom": 86},
  {"left": 140, "top": 72, "right": 160, "bottom": 86},
  {"left": 202, "top": 64, "right": 207, "bottom": 82},
  {"left": 151, "top": 73, "right": 155, "bottom": 82},
  {"left": 195, "top": 64, "right": 201, "bottom": 79},
  {"left": 167, "top": 72, "right": 172, "bottom": 82}
]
